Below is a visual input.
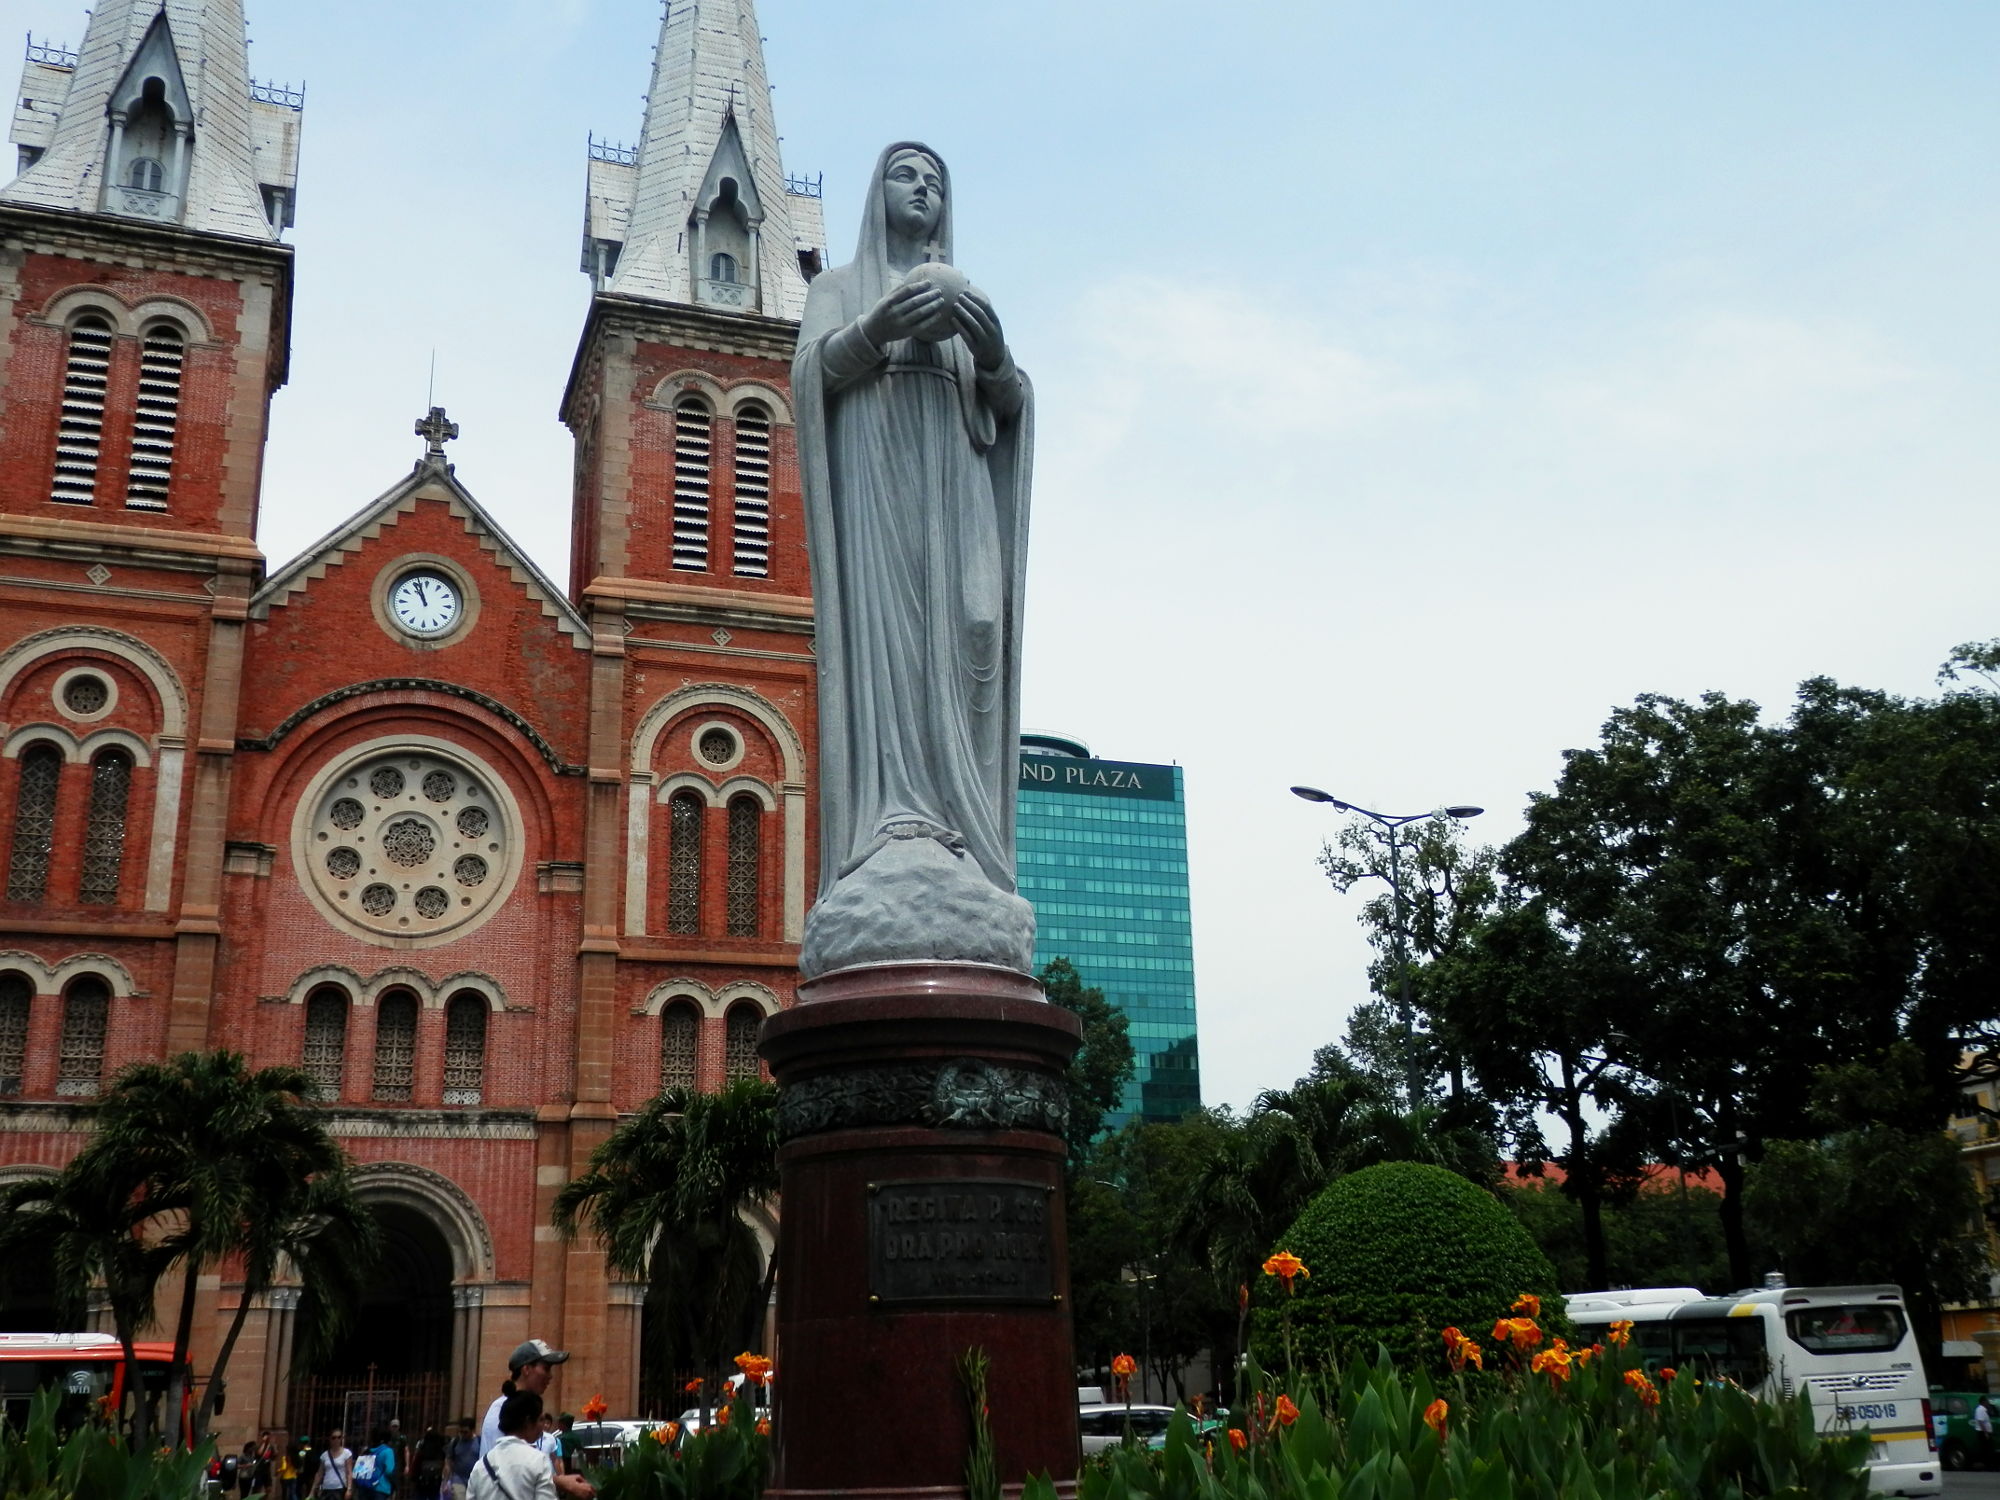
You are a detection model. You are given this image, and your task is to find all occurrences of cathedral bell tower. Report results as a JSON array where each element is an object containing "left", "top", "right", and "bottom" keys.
[
  {"left": 0, "top": 2, "right": 301, "bottom": 1052},
  {"left": 551, "top": 0, "right": 824, "bottom": 1396}
]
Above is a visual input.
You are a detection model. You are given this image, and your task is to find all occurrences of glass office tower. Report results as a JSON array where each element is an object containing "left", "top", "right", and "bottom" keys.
[{"left": 1015, "top": 732, "right": 1201, "bottom": 1126}]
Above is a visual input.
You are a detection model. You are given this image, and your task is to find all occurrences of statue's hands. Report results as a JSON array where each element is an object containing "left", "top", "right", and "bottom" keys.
[
  {"left": 952, "top": 289, "right": 1007, "bottom": 370},
  {"left": 860, "top": 280, "right": 948, "bottom": 347}
]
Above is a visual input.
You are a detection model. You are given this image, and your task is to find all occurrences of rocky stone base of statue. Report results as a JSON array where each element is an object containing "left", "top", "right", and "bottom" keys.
[{"left": 798, "top": 833, "right": 1037, "bottom": 979}]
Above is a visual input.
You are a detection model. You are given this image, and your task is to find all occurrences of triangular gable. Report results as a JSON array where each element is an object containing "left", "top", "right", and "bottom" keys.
[
  {"left": 109, "top": 15, "right": 193, "bottom": 124},
  {"left": 696, "top": 114, "right": 764, "bottom": 225},
  {"left": 251, "top": 464, "right": 591, "bottom": 649}
]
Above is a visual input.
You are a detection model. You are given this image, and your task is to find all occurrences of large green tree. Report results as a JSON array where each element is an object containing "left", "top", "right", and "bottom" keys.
[
  {"left": 552, "top": 1080, "right": 779, "bottom": 1401},
  {"left": 1038, "top": 958, "right": 1136, "bottom": 1170}
]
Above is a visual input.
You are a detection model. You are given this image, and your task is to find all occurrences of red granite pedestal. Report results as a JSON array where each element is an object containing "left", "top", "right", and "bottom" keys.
[{"left": 759, "top": 962, "right": 1084, "bottom": 1500}]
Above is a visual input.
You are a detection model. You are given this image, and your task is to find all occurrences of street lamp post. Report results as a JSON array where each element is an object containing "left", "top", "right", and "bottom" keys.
[{"left": 1292, "top": 786, "right": 1483, "bottom": 1108}]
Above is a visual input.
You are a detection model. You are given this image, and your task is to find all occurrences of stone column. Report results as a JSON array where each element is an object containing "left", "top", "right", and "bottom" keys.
[
  {"left": 451, "top": 1286, "right": 487, "bottom": 1422},
  {"left": 760, "top": 963, "right": 1081, "bottom": 1499},
  {"left": 262, "top": 1287, "right": 300, "bottom": 1434}
]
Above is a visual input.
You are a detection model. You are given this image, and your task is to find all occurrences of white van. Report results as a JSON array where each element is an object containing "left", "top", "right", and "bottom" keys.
[{"left": 1568, "top": 1283, "right": 1941, "bottom": 1497}]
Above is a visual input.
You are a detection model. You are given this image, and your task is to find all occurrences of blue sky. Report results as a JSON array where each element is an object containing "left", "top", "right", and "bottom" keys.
[{"left": 12, "top": 0, "right": 1995, "bottom": 1108}]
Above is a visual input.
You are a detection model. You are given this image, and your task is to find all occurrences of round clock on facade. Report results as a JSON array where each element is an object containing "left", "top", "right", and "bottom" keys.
[{"left": 390, "top": 571, "right": 460, "bottom": 634}]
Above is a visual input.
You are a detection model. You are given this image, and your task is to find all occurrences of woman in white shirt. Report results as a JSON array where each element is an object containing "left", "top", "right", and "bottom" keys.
[{"left": 469, "top": 1394, "right": 556, "bottom": 1500}]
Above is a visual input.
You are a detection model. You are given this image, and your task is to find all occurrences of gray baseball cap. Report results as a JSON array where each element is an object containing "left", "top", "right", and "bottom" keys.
[{"left": 507, "top": 1339, "right": 569, "bottom": 1371}]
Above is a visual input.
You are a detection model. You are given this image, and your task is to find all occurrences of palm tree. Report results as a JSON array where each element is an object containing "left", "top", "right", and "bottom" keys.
[
  {"left": 0, "top": 1163, "right": 176, "bottom": 1446},
  {"left": 78, "top": 1052, "right": 376, "bottom": 1443},
  {"left": 553, "top": 1080, "right": 778, "bottom": 1402}
]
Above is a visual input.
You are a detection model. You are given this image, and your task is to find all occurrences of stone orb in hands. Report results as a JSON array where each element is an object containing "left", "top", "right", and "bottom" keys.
[{"left": 899, "top": 263, "right": 975, "bottom": 344}]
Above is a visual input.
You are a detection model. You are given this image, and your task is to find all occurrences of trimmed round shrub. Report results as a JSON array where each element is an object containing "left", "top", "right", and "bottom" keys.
[{"left": 1254, "top": 1161, "right": 1564, "bottom": 1372}]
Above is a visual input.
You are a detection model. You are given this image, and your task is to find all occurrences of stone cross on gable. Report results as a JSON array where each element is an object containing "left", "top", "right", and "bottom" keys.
[{"left": 415, "top": 406, "right": 459, "bottom": 469}]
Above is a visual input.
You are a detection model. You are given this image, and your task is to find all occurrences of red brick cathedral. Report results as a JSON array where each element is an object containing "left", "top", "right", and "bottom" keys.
[{"left": 0, "top": 0, "right": 826, "bottom": 1435}]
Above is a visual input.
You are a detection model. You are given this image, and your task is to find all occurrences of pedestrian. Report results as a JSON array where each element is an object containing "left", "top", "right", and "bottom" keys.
[
  {"left": 535, "top": 1413, "right": 561, "bottom": 1470},
  {"left": 446, "top": 1418, "right": 480, "bottom": 1500},
  {"left": 386, "top": 1420, "right": 409, "bottom": 1498},
  {"left": 414, "top": 1422, "right": 447, "bottom": 1500},
  {"left": 479, "top": 1341, "right": 566, "bottom": 1459},
  {"left": 1975, "top": 1396, "right": 1993, "bottom": 1468},
  {"left": 275, "top": 1434, "right": 298, "bottom": 1500},
  {"left": 314, "top": 1429, "right": 355, "bottom": 1500},
  {"left": 351, "top": 1424, "right": 396, "bottom": 1500},
  {"left": 552, "top": 1415, "right": 578, "bottom": 1479},
  {"left": 468, "top": 1392, "right": 555, "bottom": 1500},
  {"left": 239, "top": 1440, "right": 261, "bottom": 1497}
]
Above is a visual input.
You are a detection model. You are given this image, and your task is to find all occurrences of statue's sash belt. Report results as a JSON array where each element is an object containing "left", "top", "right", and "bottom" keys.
[{"left": 882, "top": 362, "right": 958, "bottom": 381}]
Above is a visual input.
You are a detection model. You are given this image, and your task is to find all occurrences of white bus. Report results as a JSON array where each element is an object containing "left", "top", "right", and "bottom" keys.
[{"left": 1566, "top": 1283, "right": 1940, "bottom": 1498}]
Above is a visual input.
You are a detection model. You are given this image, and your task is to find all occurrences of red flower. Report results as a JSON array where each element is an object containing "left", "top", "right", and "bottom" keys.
[
  {"left": 1227, "top": 1428, "right": 1247, "bottom": 1452},
  {"left": 1274, "top": 1395, "right": 1299, "bottom": 1427}
]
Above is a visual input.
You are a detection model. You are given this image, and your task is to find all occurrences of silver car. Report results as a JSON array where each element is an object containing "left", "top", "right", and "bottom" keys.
[{"left": 1077, "top": 1404, "right": 1176, "bottom": 1455}]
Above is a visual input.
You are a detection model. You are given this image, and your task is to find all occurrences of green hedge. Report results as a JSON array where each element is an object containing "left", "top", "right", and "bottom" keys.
[{"left": 1256, "top": 1162, "right": 1564, "bottom": 1371}]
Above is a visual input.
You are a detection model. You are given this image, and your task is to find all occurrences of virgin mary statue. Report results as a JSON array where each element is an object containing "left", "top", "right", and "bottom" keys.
[{"left": 793, "top": 142, "right": 1037, "bottom": 978}]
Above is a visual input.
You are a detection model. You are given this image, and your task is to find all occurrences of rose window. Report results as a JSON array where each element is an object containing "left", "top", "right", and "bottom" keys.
[
  {"left": 301, "top": 747, "right": 513, "bottom": 942},
  {"left": 699, "top": 728, "right": 736, "bottom": 765}
]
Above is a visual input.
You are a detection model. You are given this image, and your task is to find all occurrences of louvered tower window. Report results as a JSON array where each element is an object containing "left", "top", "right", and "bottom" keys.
[
  {"left": 660, "top": 1001, "right": 699, "bottom": 1093},
  {"left": 7, "top": 744, "right": 63, "bottom": 901},
  {"left": 55, "top": 978, "right": 108, "bottom": 1097},
  {"left": 125, "top": 324, "right": 185, "bottom": 510},
  {"left": 372, "top": 990, "right": 418, "bottom": 1102},
  {"left": 725, "top": 796, "right": 762, "bottom": 938},
  {"left": 443, "top": 993, "right": 486, "bottom": 1105},
  {"left": 52, "top": 316, "right": 113, "bottom": 504},
  {"left": 666, "top": 790, "right": 703, "bottom": 934},
  {"left": 731, "top": 406, "right": 772, "bottom": 577},
  {"left": 724, "top": 1003, "right": 761, "bottom": 1084},
  {"left": 79, "top": 749, "right": 132, "bottom": 905},
  {"left": 302, "top": 988, "right": 348, "bottom": 1098},
  {"left": 672, "top": 398, "right": 712, "bottom": 571},
  {"left": 0, "top": 972, "right": 30, "bottom": 1096}
]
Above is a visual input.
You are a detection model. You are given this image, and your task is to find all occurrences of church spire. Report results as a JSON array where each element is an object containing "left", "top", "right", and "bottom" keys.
[
  {"left": 4, "top": 0, "right": 302, "bottom": 242},
  {"left": 582, "top": 0, "right": 824, "bottom": 319}
]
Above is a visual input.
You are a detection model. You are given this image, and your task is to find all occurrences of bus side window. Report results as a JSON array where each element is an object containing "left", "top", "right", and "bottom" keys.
[{"left": 1673, "top": 1317, "right": 1771, "bottom": 1389}]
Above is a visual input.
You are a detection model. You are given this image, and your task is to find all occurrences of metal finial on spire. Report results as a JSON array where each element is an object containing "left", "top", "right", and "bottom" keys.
[{"left": 415, "top": 406, "right": 459, "bottom": 471}]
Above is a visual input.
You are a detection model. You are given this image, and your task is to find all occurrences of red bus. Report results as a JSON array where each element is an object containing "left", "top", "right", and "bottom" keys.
[{"left": 0, "top": 1333, "right": 181, "bottom": 1437}]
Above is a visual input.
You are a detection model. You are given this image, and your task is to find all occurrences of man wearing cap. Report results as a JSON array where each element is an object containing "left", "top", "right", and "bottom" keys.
[{"left": 479, "top": 1341, "right": 591, "bottom": 1499}]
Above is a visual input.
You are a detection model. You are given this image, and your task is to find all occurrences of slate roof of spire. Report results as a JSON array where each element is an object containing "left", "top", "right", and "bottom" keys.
[
  {"left": 584, "top": 0, "right": 824, "bottom": 319},
  {"left": 2, "top": 0, "right": 297, "bottom": 243}
]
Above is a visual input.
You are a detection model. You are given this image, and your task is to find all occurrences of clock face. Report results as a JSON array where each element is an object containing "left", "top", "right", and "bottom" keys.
[{"left": 390, "top": 572, "right": 460, "bottom": 634}]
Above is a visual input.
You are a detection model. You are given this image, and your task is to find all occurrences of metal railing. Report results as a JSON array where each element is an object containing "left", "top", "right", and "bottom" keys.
[
  {"left": 25, "top": 34, "right": 79, "bottom": 68},
  {"left": 251, "top": 79, "right": 305, "bottom": 109},
  {"left": 785, "top": 171, "right": 823, "bottom": 199},
  {"left": 589, "top": 134, "right": 638, "bottom": 165}
]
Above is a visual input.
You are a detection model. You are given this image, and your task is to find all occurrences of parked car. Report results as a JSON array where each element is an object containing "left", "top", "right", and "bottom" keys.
[
  {"left": 1078, "top": 1404, "right": 1175, "bottom": 1455},
  {"left": 568, "top": 1420, "right": 662, "bottom": 1470},
  {"left": 1930, "top": 1392, "right": 1995, "bottom": 1471}
]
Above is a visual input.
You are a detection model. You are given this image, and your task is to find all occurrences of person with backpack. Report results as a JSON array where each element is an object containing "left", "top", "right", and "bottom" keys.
[
  {"left": 350, "top": 1425, "right": 396, "bottom": 1500},
  {"left": 314, "top": 1430, "right": 354, "bottom": 1500}
]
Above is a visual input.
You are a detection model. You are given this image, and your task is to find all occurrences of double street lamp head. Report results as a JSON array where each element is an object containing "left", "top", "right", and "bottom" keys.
[{"left": 1290, "top": 785, "right": 1484, "bottom": 821}]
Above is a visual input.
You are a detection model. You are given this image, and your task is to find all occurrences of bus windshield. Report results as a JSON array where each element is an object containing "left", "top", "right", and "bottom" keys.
[{"left": 1785, "top": 1304, "right": 1908, "bottom": 1355}]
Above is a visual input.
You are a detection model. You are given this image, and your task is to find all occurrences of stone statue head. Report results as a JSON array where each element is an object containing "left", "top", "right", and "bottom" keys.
[{"left": 882, "top": 148, "right": 944, "bottom": 241}]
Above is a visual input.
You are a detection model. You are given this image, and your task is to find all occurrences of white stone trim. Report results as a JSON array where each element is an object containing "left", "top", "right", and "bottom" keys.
[
  {"left": 688, "top": 719, "right": 745, "bottom": 772},
  {"left": 78, "top": 728, "right": 152, "bottom": 769},
  {"left": 714, "top": 776, "right": 778, "bottom": 813},
  {"left": 53, "top": 666, "right": 118, "bottom": 723},
  {"left": 648, "top": 370, "right": 728, "bottom": 412},
  {"left": 349, "top": 1161, "right": 497, "bottom": 1282},
  {"left": 0, "top": 950, "right": 140, "bottom": 998},
  {"left": 3, "top": 724, "right": 83, "bottom": 762},
  {"left": 638, "top": 977, "right": 714, "bottom": 1019},
  {"left": 281, "top": 964, "right": 510, "bottom": 1012},
  {"left": 714, "top": 980, "right": 781, "bottom": 1018},
  {"left": 722, "top": 381, "right": 793, "bottom": 426},
  {"left": 655, "top": 772, "right": 723, "bottom": 808}
]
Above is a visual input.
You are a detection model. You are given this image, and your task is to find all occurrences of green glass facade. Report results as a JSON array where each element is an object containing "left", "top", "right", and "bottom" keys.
[{"left": 1015, "top": 735, "right": 1201, "bottom": 1127}]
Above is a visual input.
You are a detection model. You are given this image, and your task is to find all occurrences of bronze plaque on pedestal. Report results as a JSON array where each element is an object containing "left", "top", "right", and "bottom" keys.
[{"left": 867, "top": 1179, "right": 1056, "bottom": 1304}]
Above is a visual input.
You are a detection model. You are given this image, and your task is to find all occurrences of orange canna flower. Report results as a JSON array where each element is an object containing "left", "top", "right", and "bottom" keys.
[
  {"left": 1491, "top": 1317, "right": 1542, "bottom": 1353},
  {"left": 1274, "top": 1395, "right": 1299, "bottom": 1427},
  {"left": 1572, "top": 1345, "right": 1595, "bottom": 1368},
  {"left": 735, "top": 1352, "right": 774, "bottom": 1380},
  {"left": 1659, "top": 1367, "right": 1677, "bottom": 1382},
  {"left": 1262, "top": 1251, "right": 1310, "bottom": 1291},
  {"left": 658, "top": 1422, "right": 681, "bottom": 1444},
  {"left": 1111, "top": 1353, "right": 1138, "bottom": 1378},
  {"left": 1442, "top": 1327, "right": 1485, "bottom": 1372},
  {"left": 1422, "top": 1398, "right": 1448, "bottom": 1438},
  {"left": 1460, "top": 1339, "right": 1484, "bottom": 1371},
  {"left": 1623, "top": 1369, "right": 1660, "bottom": 1407},
  {"left": 683, "top": 1378, "right": 703, "bottom": 1393},
  {"left": 1511, "top": 1293, "right": 1542, "bottom": 1320},
  {"left": 580, "top": 1394, "right": 609, "bottom": 1423},
  {"left": 1227, "top": 1428, "right": 1248, "bottom": 1452},
  {"left": 1529, "top": 1346, "right": 1575, "bottom": 1383},
  {"left": 1608, "top": 1319, "right": 1634, "bottom": 1347},
  {"left": 756, "top": 1419, "right": 771, "bottom": 1436},
  {"left": 715, "top": 1403, "right": 731, "bottom": 1427}
]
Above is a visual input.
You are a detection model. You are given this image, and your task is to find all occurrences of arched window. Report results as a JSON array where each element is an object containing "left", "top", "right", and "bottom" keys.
[
  {"left": 55, "top": 977, "right": 108, "bottom": 1097},
  {"left": 0, "top": 972, "right": 30, "bottom": 1096},
  {"left": 78, "top": 748, "right": 132, "bottom": 905},
  {"left": 128, "top": 158, "right": 163, "bottom": 192},
  {"left": 666, "top": 790, "right": 703, "bottom": 935},
  {"left": 672, "top": 397, "right": 712, "bottom": 571},
  {"left": 7, "top": 743, "right": 64, "bottom": 901},
  {"left": 51, "top": 315, "right": 113, "bottom": 504},
  {"left": 442, "top": 993, "right": 486, "bottom": 1106},
  {"left": 125, "top": 324, "right": 185, "bottom": 511},
  {"left": 731, "top": 404, "right": 771, "bottom": 578},
  {"left": 373, "top": 990, "right": 418, "bottom": 1102},
  {"left": 725, "top": 796, "right": 762, "bottom": 938},
  {"left": 723, "top": 1002, "right": 761, "bottom": 1084},
  {"left": 302, "top": 987, "right": 348, "bottom": 1097},
  {"left": 709, "top": 252, "right": 738, "bottom": 284},
  {"left": 660, "top": 1001, "right": 699, "bottom": 1093}
]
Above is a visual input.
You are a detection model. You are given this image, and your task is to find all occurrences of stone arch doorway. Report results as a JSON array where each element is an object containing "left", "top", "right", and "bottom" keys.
[
  {"left": 326, "top": 1201, "right": 455, "bottom": 1378},
  {"left": 0, "top": 1169, "right": 72, "bottom": 1332}
]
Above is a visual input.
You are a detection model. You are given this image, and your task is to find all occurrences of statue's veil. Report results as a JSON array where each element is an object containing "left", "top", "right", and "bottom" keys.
[{"left": 846, "top": 142, "right": 955, "bottom": 312}]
